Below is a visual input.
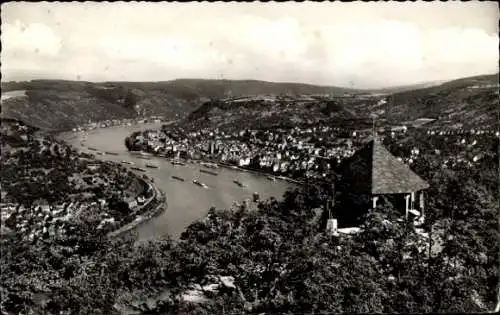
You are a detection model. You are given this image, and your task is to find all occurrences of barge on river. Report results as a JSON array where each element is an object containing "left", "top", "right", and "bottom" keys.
[
  {"left": 200, "top": 169, "right": 219, "bottom": 176},
  {"left": 200, "top": 162, "right": 219, "bottom": 169},
  {"left": 172, "top": 175, "right": 185, "bottom": 182},
  {"left": 193, "top": 179, "right": 209, "bottom": 188},
  {"left": 233, "top": 179, "right": 246, "bottom": 188},
  {"left": 171, "top": 160, "right": 186, "bottom": 166}
]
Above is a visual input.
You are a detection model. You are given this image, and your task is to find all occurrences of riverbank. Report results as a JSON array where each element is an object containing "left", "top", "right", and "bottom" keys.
[
  {"left": 107, "top": 176, "right": 167, "bottom": 239},
  {"left": 217, "top": 161, "right": 305, "bottom": 185},
  {"left": 49, "top": 116, "right": 175, "bottom": 135},
  {"left": 56, "top": 129, "right": 169, "bottom": 239}
]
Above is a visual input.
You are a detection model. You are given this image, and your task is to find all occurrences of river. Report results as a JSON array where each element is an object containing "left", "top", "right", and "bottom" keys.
[{"left": 60, "top": 123, "right": 293, "bottom": 240}]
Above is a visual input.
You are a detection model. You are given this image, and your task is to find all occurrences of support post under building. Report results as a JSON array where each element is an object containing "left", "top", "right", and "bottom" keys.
[
  {"left": 405, "top": 194, "right": 410, "bottom": 220},
  {"left": 372, "top": 196, "right": 379, "bottom": 209},
  {"left": 420, "top": 191, "right": 425, "bottom": 217}
]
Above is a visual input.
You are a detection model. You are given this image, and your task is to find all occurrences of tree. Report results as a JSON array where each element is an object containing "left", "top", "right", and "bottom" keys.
[
  {"left": 107, "top": 196, "right": 130, "bottom": 215},
  {"left": 123, "top": 89, "right": 138, "bottom": 109}
]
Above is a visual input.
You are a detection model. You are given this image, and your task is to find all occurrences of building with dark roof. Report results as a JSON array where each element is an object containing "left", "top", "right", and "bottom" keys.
[{"left": 334, "top": 139, "right": 429, "bottom": 227}]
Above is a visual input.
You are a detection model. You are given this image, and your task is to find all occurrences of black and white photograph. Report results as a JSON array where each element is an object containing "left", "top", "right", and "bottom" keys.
[{"left": 1, "top": 1, "right": 499, "bottom": 314}]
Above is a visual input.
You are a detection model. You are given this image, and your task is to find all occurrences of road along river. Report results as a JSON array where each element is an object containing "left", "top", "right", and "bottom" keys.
[{"left": 60, "top": 123, "right": 293, "bottom": 240}]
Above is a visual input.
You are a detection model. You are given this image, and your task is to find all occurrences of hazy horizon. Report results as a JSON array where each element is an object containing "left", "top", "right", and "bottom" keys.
[
  {"left": 2, "top": 2, "right": 499, "bottom": 89},
  {"left": 3, "top": 73, "right": 498, "bottom": 91}
]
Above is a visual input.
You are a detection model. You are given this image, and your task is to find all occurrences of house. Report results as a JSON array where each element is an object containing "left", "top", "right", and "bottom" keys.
[
  {"left": 87, "top": 164, "right": 100, "bottom": 171},
  {"left": 334, "top": 139, "right": 429, "bottom": 227},
  {"left": 391, "top": 125, "right": 408, "bottom": 133}
]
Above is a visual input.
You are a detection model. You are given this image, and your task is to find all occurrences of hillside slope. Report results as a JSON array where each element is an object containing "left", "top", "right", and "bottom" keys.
[
  {"left": 185, "top": 73, "right": 499, "bottom": 131},
  {"left": 2, "top": 74, "right": 498, "bottom": 131},
  {"left": 0, "top": 79, "right": 367, "bottom": 131},
  {"left": 0, "top": 81, "right": 175, "bottom": 130},
  {"left": 186, "top": 95, "right": 371, "bottom": 131},
  {"left": 357, "top": 73, "right": 499, "bottom": 129},
  {"left": 0, "top": 80, "right": 197, "bottom": 130}
]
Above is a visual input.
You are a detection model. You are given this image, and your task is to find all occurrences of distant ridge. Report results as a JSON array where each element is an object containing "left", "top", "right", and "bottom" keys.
[
  {"left": 185, "top": 73, "right": 499, "bottom": 131},
  {"left": 0, "top": 79, "right": 364, "bottom": 130},
  {"left": 1, "top": 73, "right": 498, "bottom": 131},
  {"left": 354, "top": 73, "right": 499, "bottom": 128}
]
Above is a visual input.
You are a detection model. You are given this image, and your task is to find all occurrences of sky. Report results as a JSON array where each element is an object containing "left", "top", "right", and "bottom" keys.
[{"left": 1, "top": 2, "right": 499, "bottom": 88}]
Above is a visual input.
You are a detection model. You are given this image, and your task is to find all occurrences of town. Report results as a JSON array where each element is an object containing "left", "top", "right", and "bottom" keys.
[
  {"left": 70, "top": 115, "right": 166, "bottom": 133},
  {"left": 126, "top": 113, "right": 499, "bottom": 183},
  {"left": 1, "top": 119, "right": 166, "bottom": 242}
]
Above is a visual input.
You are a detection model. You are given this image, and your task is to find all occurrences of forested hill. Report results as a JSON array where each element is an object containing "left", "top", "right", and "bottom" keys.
[
  {"left": 365, "top": 73, "right": 500, "bottom": 129},
  {"left": 0, "top": 79, "right": 364, "bottom": 131},
  {"left": 185, "top": 73, "right": 499, "bottom": 131},
  {"left": 185, "top": 96, "right": 365, "bottom": 131},
  {"left": 0, "top": 80, "right": 195, "bottom": 130},
  {"left": 1, "top": 73, "right": 498, "bottom": 131}
]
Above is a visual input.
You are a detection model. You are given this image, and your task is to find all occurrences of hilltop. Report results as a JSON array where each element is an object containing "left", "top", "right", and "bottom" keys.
[
  {"left": 0, "top": 80, "right": 195, "bottom": 130},
  {"left": 1, "top": 73, "right": 498, "bottom": 131},
  {"left": 0, "top": 79, "right": 364, "bottom": 131},
  {"left": 185, "top": 95, "right": 369, "bottom": 131},
  {"left": 185, "top": 73, "right": 499, "bottom": 131},
  {"left": 367, "top": 73, "right": 499, "bottom": 129}
]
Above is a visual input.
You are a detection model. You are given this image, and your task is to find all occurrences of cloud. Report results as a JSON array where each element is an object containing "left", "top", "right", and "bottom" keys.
[
  {"left": 425, "top": 27, "right": 498, "bottom": 64},
  {"left": 234, "top": 16, "right": 308, "bottom": 62},
  {"left": 1, "top": 20, "right": 62, "bottom": 57},
  {"left": 313, "top": 20, "right": 498, "bottom": 86},
  {"left": 1, "top": 2, "right": 498, "bottom": 88}
]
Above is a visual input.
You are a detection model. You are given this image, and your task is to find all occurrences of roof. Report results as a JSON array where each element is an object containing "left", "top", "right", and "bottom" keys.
[{"left": 336, "top": 139, "right": 429, "bottom": 194}]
